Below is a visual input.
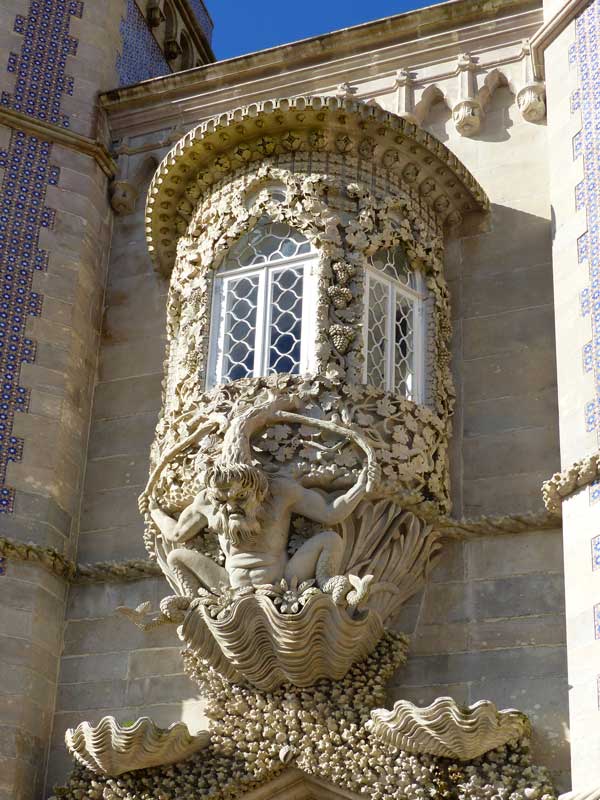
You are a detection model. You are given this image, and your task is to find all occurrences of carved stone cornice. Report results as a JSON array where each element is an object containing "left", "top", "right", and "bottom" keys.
[
  {"left": 530, "top": 0, "right": 594, "bottom": 79},
  {"left": 145, "top": 95, "right": 489, "bottom": 276},
  {"left": 542, "top": 453, "right": 600, "bottom": 514},
  {"left": 0, "top": 106, "right": 117, "bottom": 177}
]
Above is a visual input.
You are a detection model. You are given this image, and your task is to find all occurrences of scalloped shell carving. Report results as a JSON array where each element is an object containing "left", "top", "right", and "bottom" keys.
[
  {"left": 181, "top": 591, "right": 385, "bottom": 691},
  {"left": 65, "top": 716, "right": 210, "bottom": 776},
  {"left": 368, "top": 697, "right": 530, "bottom": 760}
]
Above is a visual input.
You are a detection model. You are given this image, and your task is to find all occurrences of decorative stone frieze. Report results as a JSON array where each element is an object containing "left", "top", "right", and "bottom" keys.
[{"left": 145, "top": 95, "right": 489, "bottom": 276}]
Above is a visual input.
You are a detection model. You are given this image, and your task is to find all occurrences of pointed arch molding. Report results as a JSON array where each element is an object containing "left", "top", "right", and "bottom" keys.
[{"left": 145, "top": 95, "right": 489, "bottom": 277}]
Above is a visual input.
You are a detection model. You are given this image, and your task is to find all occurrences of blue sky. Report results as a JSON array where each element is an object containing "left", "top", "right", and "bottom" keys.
[{"left": 210, "top": 1, "right": 443, "bottom": 61}]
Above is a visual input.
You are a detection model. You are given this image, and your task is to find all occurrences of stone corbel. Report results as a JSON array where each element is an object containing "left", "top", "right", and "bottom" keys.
[
  {"left": 394, "top": 68, "right": 418, "bottom": 125},
  {"left": 110, "top": 153, "right": 158, "bottom": 215},
  {"left": 165, "top": 37, "right": 182, "bottom": 61},
  {"left": 147, "top": 0, "right": 165, "bottom": 28},
  {"left": 516, "top": 41, "right": 546, "bottom": 123},
  {"left": 452, "top": 53, "right": 483, "bottom": 137}
]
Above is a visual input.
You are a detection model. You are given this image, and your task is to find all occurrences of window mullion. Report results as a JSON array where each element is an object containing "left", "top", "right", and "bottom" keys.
[
  {"left": 299, "top": 259, "right": 312, "bottom": 374},
  {"left": 254, "top": 269, "right": 270, "bottom": 377},
  {"left": 414, "top": 295, "right": 424, "bottom": 404},
  {"left": 211, "top": 277, "right": 227, "bottom": 386},
  {"left": 362, "top": 271, "right": 370, "bottom": 385},
  {"left": 386, "top": 283, "right": 395, "bottom": 393}
]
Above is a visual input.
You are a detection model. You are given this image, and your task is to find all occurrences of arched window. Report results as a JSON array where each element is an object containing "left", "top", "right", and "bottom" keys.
[
  {"left": 363, "top": 245, "right": 426, "bottom": 401},
  {"left": 207, "top": 218, "right": 318, "bottom": 388}
]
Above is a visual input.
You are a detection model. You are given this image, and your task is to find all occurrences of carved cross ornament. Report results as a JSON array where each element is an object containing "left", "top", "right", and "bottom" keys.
[{"left": 59, "top": 98, "right": 556, "bottom": 800}]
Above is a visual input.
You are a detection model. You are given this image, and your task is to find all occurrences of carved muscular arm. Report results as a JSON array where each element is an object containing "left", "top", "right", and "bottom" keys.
[
  {"left": 149, "top": 497, "right": 208, "bottom": 544},
  {"left": 289, "top": 463, "right": 379, "bottom": 526}
]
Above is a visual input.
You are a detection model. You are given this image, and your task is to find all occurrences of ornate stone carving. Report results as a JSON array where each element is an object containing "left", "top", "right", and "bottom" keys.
[
  {"left": 517, "top": 41, "right": 547, "bottom": 123},
  {"left": 180, "top": 591, "right": 385, "bottom": 690},
  {"left": 452, "top": 55, "right": 483, "bottom": 137},
  {"left": 55, "top": 639, "right": 555, "bottom": 800},
  {"left": 517, "top": 84, "right": 547, "bottom": 123},
  {"left": 109, "top": 179, "right": 139, "bottom": 215},
  {"left": 56, "top": 93, "right": 556, "bottom": 800},
  {"left": 367, "top": 697, "right": 530, "bottom": 760},
  {"left": 542, "top": 453, "right": 600, "bottom": 513},
  {"left": 65, "top": 717, "right": 210, "bottom": 776},
  {"left": 145, "top": 95, "right": 489, "bottom": 276},
  {"left": 452, "top": 100, "right": 483, "bottom": 137}
]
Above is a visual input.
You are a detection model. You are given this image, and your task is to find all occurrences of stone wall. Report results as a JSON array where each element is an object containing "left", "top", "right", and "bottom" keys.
[
  {"left": 0, "top": 1, "right": 127, "bottom": 796},
  {"left": 390, "top": 530, "right": 568, "bottom": 788}
]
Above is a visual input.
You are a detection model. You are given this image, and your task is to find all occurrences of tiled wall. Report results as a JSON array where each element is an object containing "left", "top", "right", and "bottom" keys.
[
  {"left": 117, "top": 0, "right": 170, "bottom": 87},
  {"left": 0, "top": 0, "right": 82, "bottom": 516},
  {"left": 187, "top": 0, "right": 214, "bottom": 43}
]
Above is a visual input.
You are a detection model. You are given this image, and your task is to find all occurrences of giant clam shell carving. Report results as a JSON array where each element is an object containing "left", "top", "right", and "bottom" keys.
[
  {"left": 65, "top": 716, "right": 210, "bottom": 776},
  {"left": 181, "top": 591, "right": 385, "bottom": 691},
  {"left": 368, "top": 697, "right": 530, "bottom": 760}
]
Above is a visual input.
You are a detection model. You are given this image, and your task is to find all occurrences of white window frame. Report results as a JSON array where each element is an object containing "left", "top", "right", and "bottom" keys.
[
  {"left": 207, "top": 251, "right": 319, "bottom": 389},
  {"left": 362, "top": 267, "right": 427, "bottom": 403}
]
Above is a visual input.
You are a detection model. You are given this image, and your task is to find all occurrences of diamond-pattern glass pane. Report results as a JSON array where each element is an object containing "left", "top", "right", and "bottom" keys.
[
  {"left": 394, "top": 295, "right": 415, "bottom": 400},
  {"left": 230, "top": 218, "right": 311, "bottom": 267},
  {"left": 369, "top": 246, "right": 415, "bottom": 289},
  {"left": 366, "top": 278, "right": 389, "bottom": 390},
  {"left": 268, "top": 267, "right": 303, "bottom": 375},
  {"left": 221, "top": 276, "right": 259, "bottom": 382}
]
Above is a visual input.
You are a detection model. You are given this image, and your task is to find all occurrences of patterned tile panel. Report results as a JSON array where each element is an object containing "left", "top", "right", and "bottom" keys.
[
  {"left": 592, "top": 534, "right": 600, "bottom": 571},
  {"left": 0, "top": 1, "right": 83, "bottom": 511},
  {"left": 116, "top": 0, "right": 170, "bottom": 87},
  {"left": 575, "top": 2, "right": 600, "bottom": 446},
  {"left": 187, "top": 0, "right": 214, "bottom": 43},
  {"left": 1, "top": 0, "right": 83, "bottom": 128},
  {"left": 595, "top": 602, "right": 600, "bottom": 639}
]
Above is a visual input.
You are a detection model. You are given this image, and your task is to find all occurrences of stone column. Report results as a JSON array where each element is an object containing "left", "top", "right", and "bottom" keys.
[{"left": 541, "top": 0, "right": 600, "bottom": 789}]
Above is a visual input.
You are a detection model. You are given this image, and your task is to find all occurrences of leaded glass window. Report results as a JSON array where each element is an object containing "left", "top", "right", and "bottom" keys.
[
  {"left": 363, "top": 246, "right": 426, "bottom": 401},
  {"left": 208, "top": 218, "right": 318, "bottom": 387}
]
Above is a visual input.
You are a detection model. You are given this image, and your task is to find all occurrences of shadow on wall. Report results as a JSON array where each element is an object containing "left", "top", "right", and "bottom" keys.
[
  {"left": 386, "top": 531, "right": 569, "bottom": 792},
  {"left": 446, "top": 200, "right": 559, "bottom": 521},
  {"left": 423, "top": 85, "right": 525, "bottom": 144}
]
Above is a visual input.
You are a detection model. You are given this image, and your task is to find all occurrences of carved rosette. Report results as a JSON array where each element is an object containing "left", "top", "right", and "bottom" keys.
[
  {"left": 517, "top": 83, "right": 547, "bottom": 123},
  {"left": 452, "top": 100, "right": 483, "bottom": 137}
]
